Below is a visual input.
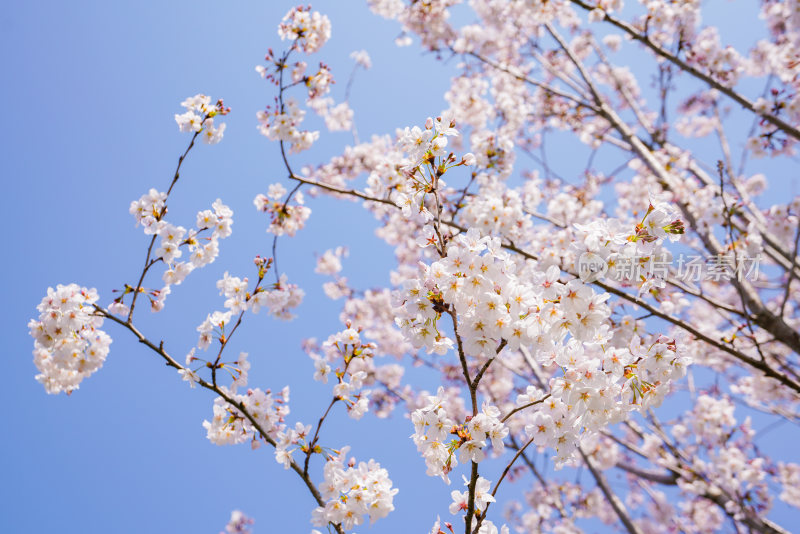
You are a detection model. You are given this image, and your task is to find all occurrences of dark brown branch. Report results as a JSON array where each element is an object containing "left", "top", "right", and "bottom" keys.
[{"left": 128, "top": 130, "right": 201, "bottom": 322}]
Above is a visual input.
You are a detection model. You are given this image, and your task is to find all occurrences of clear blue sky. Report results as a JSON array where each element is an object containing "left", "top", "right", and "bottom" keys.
[{"left": 3, "top": 1, "right": 798, "bottom": 533}]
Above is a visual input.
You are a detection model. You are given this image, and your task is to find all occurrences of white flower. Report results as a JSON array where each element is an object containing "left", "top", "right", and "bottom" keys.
[
  {"left": 450, "top": 476, "right": 495, "bottom": 515},
  {"left": 311, "top": 450, "right": 398, "bottom": 528},
  {"left": 129, "top": 188, "right": 167, "bottom": 235},
  {"left": 178, "top": 368, "right": 199, "bottom": 388},
  {"left": 28, "top": 284, "right": 112, "bottom": 394},
  {"left": 313, "top": 358, "right": 332, "bottom": 383},
  {"left": 203, "top": 388, "right": 288, "bottom": 446},
  {"left": 278, "top": 6, "right": 331, "bottom": 54},
  {"left": 175, "top": 94, "right": 227, "bottom": 141}
]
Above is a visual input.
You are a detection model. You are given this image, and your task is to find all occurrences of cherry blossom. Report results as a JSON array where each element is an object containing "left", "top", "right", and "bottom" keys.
[{"left": 29, "top": 284, "right": 111, "bottom": 394}]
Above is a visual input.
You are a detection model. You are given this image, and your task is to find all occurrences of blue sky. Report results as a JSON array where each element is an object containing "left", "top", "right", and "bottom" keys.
[{"left": 3, "top": 1, "right": 799, "bottom": 533}]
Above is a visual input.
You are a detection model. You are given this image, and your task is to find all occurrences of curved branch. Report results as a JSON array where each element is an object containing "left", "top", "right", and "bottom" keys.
[
  {"left": 95, "top": 306, "right": 345, "bottom": 534},
  {"left": 568, "top": 0, "right": 800, "bottom": 142}
]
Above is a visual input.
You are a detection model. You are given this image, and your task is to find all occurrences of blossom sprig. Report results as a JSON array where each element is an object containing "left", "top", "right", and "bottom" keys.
[
  {"left": 196, "top": 310, "right": 234, "bottom": 351},
  {"left": 274, "top": 421, "right": 315, "bottom": 468},
  {"left": 108, "top": 283, "right": 170, "bottom": 315},
  {"left": 256, "top": 48, "right": 300, "bottom": 86},
  {"left": 393, "top": 277, "right": 454, "bottom": 356},
  {"left": 395, "top": 227, "right": 691, "bottom": 465},
  {"left": 193, "top": 262, "right": 304, "bottom": 358},
  {"left": 300, "top": 324, "right": 381, "bottom": 452},
  {"left": 397, "top": 116, "right": 462, "bottom": 173},
  {"left": 181, "top": 350, "right": 250, "bottom": 391},
  {"left": 257, "top": 50, "right": 335, "bottom": 100},
  {"left": 311, "top": 446, "right": 398, "bottom": 530},
  {"left": 254, "top": 182, "right": 311, "bottom": 237},
  {"left": 181, "top": 259, "right": 302, "bottom": 393},
  {"left": 522, "top": 336, "right": 690, "bottom": 464},
  {"left": 117, "top": 96, "right": 234, "bottom": 323},
  {"left": 174, "top": 93, "right": 229, "bottom": 144},
  {"left": 129, "top": 188, "right": 167, "bottom": 235},
  {"left": 459, "top": 176, "right": 532, "bottom": 242},
  {"left": 391, "top": 117, "right": 471, "bottom": 244},
  {"left": 305, "top": 62, "right": 334, "bottom": 100},
  {"left": 277, "top": 5, "right": 331, "bottom": 54},
  {"left": 304, "top": 318, "right": 408, "bottom": 416},
  {"left": 570, "top": 202, "right": 685, "bottom": 294},
  {"left": 253, "top": 254, "right": 273, "bottom": 279},
  {"left": 322, "top": 325, "right": 376, "bottom": 419},
  {"left": 350, "top": 49, "right": 372, "bottom": 70},
  {"left": 203, "top": 386, "right": 290, "bottom": 446},
  {"left": 257, "top": 99, "right": 319, "bottom": 153},
  {"left": 28, "top": 284, "right": 112, "bottom": 394},
  {"left": 450, "top": 475, "right": 495, "bottom": 517},
  {"left": 411, "top": 388, "right": 508, "bottom": 484},
  {"left": 631, "top": 202, "right": 686, "bottom": 244},
  {"left": 256, "top": 43, "right": 353, "bottom": 133},
  {"left": 116, "top": 198, "right": 235, "bottom": 314}
]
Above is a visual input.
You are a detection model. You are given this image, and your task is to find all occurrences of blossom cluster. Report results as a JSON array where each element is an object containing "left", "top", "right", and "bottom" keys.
[
  {"left": 278, "top": 6, "right": 331, "bottom": 54},
  {"left": 395, "top": 227, "right": 690, "bottom": 464},
  {"left": 526, "top": 337, "right": 689, "bottom": 463},
  {"left": 302, "top": 63, "right": 354, "bottom": 132},
  {"left": 570, "top": 202, "right": 685, "bottom": 295},
  {"left": 305, "top": 317, "right": 407, "bottom": 429},
  {"left": 450, "top": 475, "right": 495, "bottom": 515},
  {"left": 311, "top": 446, "right": 398, "bottom": 530},
  {"left": 128, "top": 188, "right": 167, "bottom": 235},
  {"left": 203, "top": 386, "right": 290, "bottom": 447},
  {"left": 220, "top": 510, "right": 253, "bottom": 534},
  {"left": 307, "top": 326, "right": 377, "bottom": 419},
  {"left": 657, "top": 394, "right": 783, "bottom": 524},
  {"left": 460, "top": 176, "right": 532, "bottom": 242},
  {"left": 315, "top": 247, "right": 346, "bottom": 275},
  {"left": 387, "top": 118, "right": 469, "bottom": 233},
  {"left": 122, "top": 196, "right": 234, "bottom": 313},
  {"left": 195, "top": 271, "right": 305, "bottom": 353},
  {"left": 253, "top": 182, "right": 311, "bottom": 237},
  {"left": 257, "top": 18, "right": 355, "bottom": 135},
  {"left": 262, "top": 274, "right": 305, "bottom": 319},
  {"left": 174, "top": 93, "right": 228, "bottom": 144},
  {"left": 396, "top": 228, "right": 541, "bottom": 356},
  {"left": 397, "top": 116, "right": 460, "bottom": 171},
  {"left": 28, "top": 284, "right": 112, "bottom": 394},
  {"left": 173, "top": 199, "right": 233, "bottom": 280},
  {"left": 411, "top": 387, "right": 507, "bottom": 483},
  {"left": 349, "top": 49, "right": 372, "bottom": 69},
  {"left": 257, "top": 99, "right": 319, "bottom": 153}
]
